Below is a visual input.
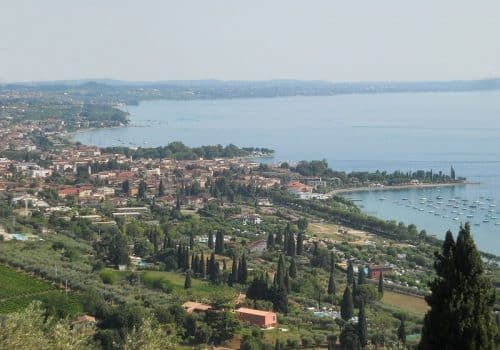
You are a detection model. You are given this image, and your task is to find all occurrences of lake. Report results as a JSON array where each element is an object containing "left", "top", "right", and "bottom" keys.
[{"left": 74, "top": 91, "right": 500, "bottom": 254}]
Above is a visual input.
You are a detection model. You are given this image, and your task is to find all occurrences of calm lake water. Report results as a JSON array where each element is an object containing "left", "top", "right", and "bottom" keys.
[{"left": 74, "top": 91, "right": 500, "bottom": 254}]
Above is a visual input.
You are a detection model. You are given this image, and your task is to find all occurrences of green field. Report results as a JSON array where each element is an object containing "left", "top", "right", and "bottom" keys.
[
  {"left": 0, "top": 265, "right": 55, "bottom": 299},
  {"left": 0, "top": 265, "right": 82, "bottom": 314}
]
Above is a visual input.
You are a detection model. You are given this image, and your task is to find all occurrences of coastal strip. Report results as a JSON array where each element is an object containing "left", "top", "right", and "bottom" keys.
[{"left": 328, "top": 181, "right": 475, "bottom": 196}]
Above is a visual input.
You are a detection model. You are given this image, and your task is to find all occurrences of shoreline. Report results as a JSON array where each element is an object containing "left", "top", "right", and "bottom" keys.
[{"left": 328, "top": 181, "right": 474, "bottom": 196}]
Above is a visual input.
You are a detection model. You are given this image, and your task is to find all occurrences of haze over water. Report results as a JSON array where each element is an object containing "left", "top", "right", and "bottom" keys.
[{"left": 74, "top": 91, "right": 500, "bottom": 254}]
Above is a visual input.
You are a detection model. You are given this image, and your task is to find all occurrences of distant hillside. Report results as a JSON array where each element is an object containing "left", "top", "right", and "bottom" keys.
[{"left": 2, "top": 78, "right": 499, "bottom": 105}]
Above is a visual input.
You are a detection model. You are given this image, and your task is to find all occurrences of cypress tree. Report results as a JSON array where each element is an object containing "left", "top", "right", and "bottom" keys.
[
  {"left": 215, "top": 230, "right": 224, "bottom": 254},
  {"left": 329, "top": 252, "right": 336, "bottom": 273},
  {"left": 176, "top": 245, "right": 182, "bottom": 267},
  {"left": 286, "top": 232, "right": 296, "bottom": 257},
  {"left": 275, "top": 254, "right": 286, "bottom": 289},
  {"left": 200, "top": 252, "right": 206, "bottom": 278},
  {"left": 327, "top": 272, "right": 336, "bottom": 305},
  {"left": 419, "top": 224, "right": 497, "bottom": 350},
  {"left": 215, "top": 262, "right": 221, "bottom": 284},
  {"left": 205, "top": 257, "right": 209, "bottom": 280},
  {"left": 289, "top": 258, "right": 297, "bottom": 279},
  {"left": 267, "top": 233, "right": 275, "bottom": 250},
  {"left": 347, "top": 262, "right": 354, "bottom": 285},
  {"left": 378, "top": 272, "right": 384, "bottom": 297},
  {"left": 189, "top": 233, "right": 194, "bottom": 250},
  {"left": 184, "top": 247, "right": 190, "bottom": 270},
  {"left": 283, "top": 232, "right": 289, "bottom": 253},
  {"left": 296, "top": 231, "right": 304, "bottom": 255},
  {"left": 352, "top": 278, "right": 359, "bottom": 308},
  {"left": 229, "top": 255, "right": 238, "bottom": 286},
  {"left": 209, "top": 253, "right": 217, "bottom": 282},
  {"left": 284, "top": 271, "right": 290, "bottom": 293},
  {"left": 357, "top": 301, "right": 367, "bottom": 348},
  {"left": 275, "top": 230, "right": 283, "bottom": 246},
  {"left": 158, "top": 179, "right": 165, "bottom": 196},
  {"left": 208, "top": 232, "right": 214, "bottom": 249},
  {"left": 397, "top": 317, "right": 406, "bottom": 346},
  {"left": 358, "top": 266, "right": 366, "bottom": 285},
  {"left": 238, "top": 254, "right": 248, "bottom": 284},
  {"left": 184, "top": 271, "right": 192, "bottom": 289},
  {"left": 270, "top": 286, "right": 288, "bottom": 315},
  {"left": 341, "top": 285, "right": 354, "bottom": 321},
  {"left": 193, "top": 255, "right": 199, "bottom": 275}
]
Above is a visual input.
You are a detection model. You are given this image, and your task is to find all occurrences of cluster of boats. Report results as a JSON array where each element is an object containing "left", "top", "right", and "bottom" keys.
[{"left": 381, "top": 195, "right": 500, "bottom": 226}]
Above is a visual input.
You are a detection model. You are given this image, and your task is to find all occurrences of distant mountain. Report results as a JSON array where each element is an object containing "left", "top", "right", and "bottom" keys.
[
  {"left": 7, "top": 77, "right": 500, "bottom": 92},
  {"left": 2, "top": 78, "right": 499, "bottom": 105}
]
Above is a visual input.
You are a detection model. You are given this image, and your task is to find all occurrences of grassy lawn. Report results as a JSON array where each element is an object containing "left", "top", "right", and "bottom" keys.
[{"left": 382, "top": 290, "right": 428, "bottom": 316}]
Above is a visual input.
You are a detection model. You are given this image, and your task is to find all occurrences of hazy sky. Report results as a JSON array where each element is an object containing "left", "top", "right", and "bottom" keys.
[{"left": 1, "top": 0, "right": 499, "bottom": 83}]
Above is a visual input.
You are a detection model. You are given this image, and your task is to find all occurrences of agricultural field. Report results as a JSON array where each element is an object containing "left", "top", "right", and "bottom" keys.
[
  {"left": 381, "top": 290, "right": 429, "bottom": 316},
  {"left": 99, "top": 268, "right": 237, "bottom": 301},
  {"left": 0, "top": 265, "right": 82, "bottom": 314},
  {"left": 0, "top": 264, "right": 55, "bottom": 299}
]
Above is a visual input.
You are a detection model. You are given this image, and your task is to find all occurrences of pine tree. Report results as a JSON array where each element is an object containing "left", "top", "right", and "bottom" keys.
[
  {"left": 347, "top": 261, "right": 354, "bottom": 285},
  {"left": 296, "top": 231, "right": 304, "bottom": 255},
  {"left": 184, "top": 271, "right": 192, "bottom": 289},
  {"left": 341, "top": 285, "right": 354, "bottom": 321},
  {"left": 289, "top": 258, "right": 297, "bottom": 279},
  {"left": 378, "top": 272, "right": 384, "bottom": 297},
  {"left": 357, "top": 301, "right": 367, "bottom": 348},
  {"left": 419, "top": 225, "right": 497, "bottom": 350},
  {"left": 246, "top": 273, "right": 268, "bottom": 301}
]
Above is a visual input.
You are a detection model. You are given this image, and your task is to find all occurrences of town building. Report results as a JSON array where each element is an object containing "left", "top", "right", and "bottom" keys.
[{"left": 236, "top": 307, "right": 277, "bottom": 328}]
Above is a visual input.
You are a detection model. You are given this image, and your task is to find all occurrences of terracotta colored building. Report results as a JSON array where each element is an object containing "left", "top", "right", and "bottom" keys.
[
  {"left": 236, "top": 307, "right": 277, "bottom": 328},
  {"left": 368, "top": 265, "right": 393, "bottom": 279}
]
